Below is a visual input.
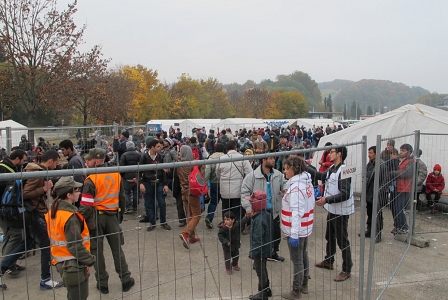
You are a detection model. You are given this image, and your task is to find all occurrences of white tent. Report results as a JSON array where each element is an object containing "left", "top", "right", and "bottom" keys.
[
  {"left": 214, "top": 118, "right": 267, "bottom": 133},
  {"left": 295, "top": 118, "right": 340, "bottom": 130},
  {"left": 0, "top": 120, "right": 28, "bottom": 149},
  {"left": 313, "top": 104, "right": 448, "bottom": 193}
]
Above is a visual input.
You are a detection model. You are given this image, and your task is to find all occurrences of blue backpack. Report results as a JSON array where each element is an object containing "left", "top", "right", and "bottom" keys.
[{"left": 1, "top": 179, "right": 26, "bottom": 223}]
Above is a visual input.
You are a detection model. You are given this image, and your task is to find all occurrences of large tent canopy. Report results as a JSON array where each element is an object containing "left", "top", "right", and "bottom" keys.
[
  {"left": 313, "top": 104, "right": 448, "bottom": 193},
  {"left": 0, "top": 120, "right": 28, "bottom": 150}
]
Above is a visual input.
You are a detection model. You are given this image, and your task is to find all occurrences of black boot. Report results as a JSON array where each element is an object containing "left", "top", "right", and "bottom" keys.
[{"left": 249, "top": 284, "right": 271, "bottom": 299}]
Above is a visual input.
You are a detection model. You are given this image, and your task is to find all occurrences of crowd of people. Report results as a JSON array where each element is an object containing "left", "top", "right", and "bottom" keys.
[{"left": 0, "top": 123, "right": 445, "bottom": 299}]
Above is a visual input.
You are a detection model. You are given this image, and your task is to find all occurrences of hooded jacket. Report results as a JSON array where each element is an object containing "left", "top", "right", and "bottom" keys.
[
  {"left": 217, "top": 221, "right": 241, "bottom": 252},
  {"left": 426, "top": 164, "right": 445, "bottom": 194}
]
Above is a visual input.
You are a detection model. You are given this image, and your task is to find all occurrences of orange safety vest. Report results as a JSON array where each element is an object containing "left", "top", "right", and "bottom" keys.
[
  {"left": 46, "top": 210, "right": 90, "bottom": 265},
  {"left": 84, "top": 173, "right": 121, "bottom": 211}
]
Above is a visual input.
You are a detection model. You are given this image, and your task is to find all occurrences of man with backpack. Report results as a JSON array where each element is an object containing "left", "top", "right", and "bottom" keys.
[
  {"left": 189, "top": 137, "right": 203, "bottom": 161},
  {"left": 22, "top": 149, "right": 64, "bottom": 290},
  {"left": 0, "top": 149, "right": 28, "bottom": 281}
]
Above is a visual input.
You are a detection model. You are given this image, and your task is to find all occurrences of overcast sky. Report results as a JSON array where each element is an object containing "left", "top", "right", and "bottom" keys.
[{"left": 70, "top": 0, "right": 447, "bottom": 93}]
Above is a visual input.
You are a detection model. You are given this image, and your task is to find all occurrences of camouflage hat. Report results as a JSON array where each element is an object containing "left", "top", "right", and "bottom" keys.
[
  {"left": 84, "top": 148, "right": 106, "bottom": 160},
  {"left": 54, "top": 176, "right": 82, "bottom": 196}
]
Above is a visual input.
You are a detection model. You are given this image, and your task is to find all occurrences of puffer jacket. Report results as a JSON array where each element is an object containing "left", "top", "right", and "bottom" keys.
[
  {"left": 120, "top": 148, "right": 142, "bottom": 181},
  {"left": 426, "top": 172, "right": 445, "bottom": 194},
  {"left": 216, "top": 150, "right": 252, "bottom": 199},
  {"left": 281, "top": 173, "right": 315, "bottom": 239},
  {"left": 241, "top": 165, "right": 286, "bottom": 219}
]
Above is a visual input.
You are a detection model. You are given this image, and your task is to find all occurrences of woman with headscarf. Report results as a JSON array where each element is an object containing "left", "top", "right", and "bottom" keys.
[{"left": 178, "top": 146, "right": 202, "bottom": 249}]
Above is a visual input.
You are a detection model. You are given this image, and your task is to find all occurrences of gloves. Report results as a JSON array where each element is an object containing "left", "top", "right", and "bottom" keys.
[
  {"left": 118, "top": 213, "right": 124, "bottom": 224},
  {"left": 289, "top": 237, "right": 299, "bottom": 247}
]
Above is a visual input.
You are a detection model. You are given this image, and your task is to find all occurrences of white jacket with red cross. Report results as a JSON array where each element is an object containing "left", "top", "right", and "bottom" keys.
[{"left": 281, "top": 172, "right": 315, "bottom": 239}]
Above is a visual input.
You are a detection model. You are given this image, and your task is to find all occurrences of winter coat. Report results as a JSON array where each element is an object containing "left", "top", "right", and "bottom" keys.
[
  {"left": 253, "top": 139, "right": 268, "bottom": 154},
  {"left": 241, "top": 165, "right": 286, "bottom": 219},
  {"left": 138, "top": 152, "right": 167, "bottom": 186},
  {"left": 281, "top": 173, "right": 315, "bottom": 239},
  {"left": 365, "top": 159, "right": 388, "bottom": 204},
  {"left": 390, "top": 157, "right": 414, "bottom": 193},
  {"left": 249, "top": 210, "right": 272, "bottom": 259},
  {"left": 216, "top": 150, "right": 252, "bottom": 199},
  {"left": 426, "top": 173, "right": 445, "bottom": 194},
  {"left": 22, "top": 163, "right": 50, "bottom": 213},
  {"left": 113, "top": 138, "right": 128, "bottom": 160},
  {"left": 120, "top": 148, "right": 142, "bottom": 181},
  {"left": 218, "top": 221, "right": 241, "bottom": 252}
]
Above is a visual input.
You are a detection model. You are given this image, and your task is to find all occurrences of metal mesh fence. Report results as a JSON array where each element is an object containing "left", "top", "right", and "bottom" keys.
[{"left": 0, "top": 135, "right": 446, "bottom": 299}]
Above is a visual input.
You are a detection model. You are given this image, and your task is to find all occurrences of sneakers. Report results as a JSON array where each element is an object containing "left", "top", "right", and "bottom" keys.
[
  {"left": 267, "top": 253, "right": 285, "bottom": 262},
  {"left": 430, "top": 205, "right": 436, "bottom": 214},
  {"left": 124, "top": 208, "right": 133, "bottom": 214},
  {"left": 281, "top": 288, "right": 301, "bottom": 299},
  {"left": 8, "top": 264, "right": 25, "bottom": 276},
  {"left": 391, "top": 228, "right": 398, "bottom": 235},
  {"left": 179, "top": 221, "right": 187, "bottom": 227},
  {"left": 179, "top": 233, "right": 189, "bottom": 249},
  {"left": 315, "top": 261, "right": 334, "bottom": 270},
  {"left": 226, "top": 269, "right": 232, "bottom": 275},
  {"left": 232, "top": 265, "right": 241, "bottom": 271},
  {"left": 146, "top": 225, "right": 156, "bottom": 232},
  {"left": 189, "top": 237, "right": 200, "bottom": 244},
  {"left": 40, "top": 278, "right": 63, "bottom": 290},
  {"left": 334, "top": 271, "right": 351, "bottom": 282},
  {"left": 396, "top": 228, "right": 409, "bottom": 234},
  {"left": 96, "top": 282, "right": 109, "bottom": 294},
  {"left": 161, "top": 223, "right": 172, "bottom": 230},
  {"left": 205, "top": 218, "right": 213, "bottom": 229},
  {"left": 122, "top": 277, "right": 135, "bottom": 292}
]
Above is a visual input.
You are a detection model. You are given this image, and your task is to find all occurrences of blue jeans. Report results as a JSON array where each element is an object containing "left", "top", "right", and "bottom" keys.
[
  {"left": 123, "top": 180, "right": 138, "bottom": 210},
  {"left": 143, "top": 182, "right": 166, "bottom": 225},
  {"left": 391, "top": 192, "right": 409, "bottom": 230},
  {"left": 206, "top": 183, "right": 221, "bottom": 222}
]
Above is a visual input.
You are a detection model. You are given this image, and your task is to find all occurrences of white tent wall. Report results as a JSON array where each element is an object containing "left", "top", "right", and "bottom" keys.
[
  {"left": 214, "top": 118, "right": 267, "bottom": 134},
  {"left": 312, "top": 104, "right": 448, "bottom": 194},
  {"left": 0, "top": 120, "right": 28, "bottom": 149},
  {"left": 296, "top": 118, "right": 340, "bottom": 129}
]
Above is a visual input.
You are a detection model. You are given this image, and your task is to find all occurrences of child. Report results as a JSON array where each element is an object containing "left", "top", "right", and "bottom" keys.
[
  {"left": 217, "top": 211, "right": 241, "bottom": 275},
  {"left": 425, "top": 164, "right": 445, "bottom": 214},
  {"left": 247, "top": 191, "right": 272, "bottom": 300}
]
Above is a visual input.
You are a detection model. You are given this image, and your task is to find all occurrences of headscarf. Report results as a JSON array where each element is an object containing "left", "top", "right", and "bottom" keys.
[{"left": 179, "top": 145, "right": 193, "bottom": 161}]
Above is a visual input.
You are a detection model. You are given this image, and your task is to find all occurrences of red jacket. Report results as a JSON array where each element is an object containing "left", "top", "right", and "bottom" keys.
[
  {"left": 396, "top": 158, "right": 413, "bottom": 193},
  {"left": 318, "top": 151, "right": 333, "bottom": 173},
  {"left": 425, "top": 173, "right": 445, "bottom": 194}
]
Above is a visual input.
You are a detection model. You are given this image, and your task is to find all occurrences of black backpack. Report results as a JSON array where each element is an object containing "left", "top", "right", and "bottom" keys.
[{"left": 1, "top": 179, "right": 25, "bottom": 223}]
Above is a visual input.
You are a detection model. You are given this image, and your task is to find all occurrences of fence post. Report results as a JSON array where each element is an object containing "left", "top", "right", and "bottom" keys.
[
  {"left": 358, "top": 135, "right": 368, "bottom": 300},
  {"left": 365, "top": 135, "right": 382, "bottom": 299},
  {"left": 411, "top": 130, "right": 421, "bottom": 235},
  {"left": 6, "top": 127, "right": 12, "bottom": 153}
]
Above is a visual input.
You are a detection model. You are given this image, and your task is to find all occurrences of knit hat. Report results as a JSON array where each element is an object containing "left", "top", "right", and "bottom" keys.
[
  {"left": 164, "top": 138, "right": 173, "bottom": 146},
  {"left": 121, "top": 131, "right": 130, "bottom": 139},
  {"left": 126, "top": 141, "right": 135, "bottom": 150},
  {"left": 387, "top": 139, "right": 395, "bottom": 147},
  {"left": 245, "top": 190, "right": 267, "bottom": 212},
  {"left": 433, "top": 164, "right": 442, "bottom": 172}
]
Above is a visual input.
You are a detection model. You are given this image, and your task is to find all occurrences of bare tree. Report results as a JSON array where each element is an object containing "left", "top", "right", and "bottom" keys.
[{"left": 0, "top": 0, "right": 86, "bottom": 126}]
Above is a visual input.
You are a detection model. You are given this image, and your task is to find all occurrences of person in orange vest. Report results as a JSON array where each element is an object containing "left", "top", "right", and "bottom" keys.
[
  {"left": 46, "top": 176, "right": 95, "bottom": 300},
  {"left": 79, "top": 148, "right": 135, "bottom": 294}
]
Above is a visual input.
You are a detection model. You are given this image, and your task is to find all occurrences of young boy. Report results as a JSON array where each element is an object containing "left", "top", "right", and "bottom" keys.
[
  {"left": 247, "top": 191, "right": 272, "bottom": 300},
  {"left": 217, "top": 211, "right": 241, "bottom": 275}
]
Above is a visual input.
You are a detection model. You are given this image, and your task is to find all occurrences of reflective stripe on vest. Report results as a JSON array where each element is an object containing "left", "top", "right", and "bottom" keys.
[
  {"left": 85, "top": 173, "right": 121, "bottom": 211},
  {"left": 45, "top": 210, "right": 90, "bottom": 265}
]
